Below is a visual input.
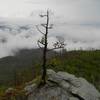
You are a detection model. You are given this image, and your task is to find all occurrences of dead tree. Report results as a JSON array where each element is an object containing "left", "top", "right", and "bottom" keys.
[{"left": 36, "top": 10, "right": 66, "bottom": 84}]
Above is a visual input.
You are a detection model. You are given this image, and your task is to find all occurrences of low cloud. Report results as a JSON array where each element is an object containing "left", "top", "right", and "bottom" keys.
[{"left": 0, "top": 18, "right": 100, "bottom": 58}]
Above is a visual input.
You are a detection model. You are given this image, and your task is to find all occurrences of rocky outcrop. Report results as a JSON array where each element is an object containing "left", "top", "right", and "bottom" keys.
[{"left": 25, "top": 69, "right": 100, "bottom": 100}]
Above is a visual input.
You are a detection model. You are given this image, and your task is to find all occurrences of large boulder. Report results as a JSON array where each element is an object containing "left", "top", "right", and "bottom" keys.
[
  {"left": 27, "top": 69, "right": 100, "bottom": 100},
  {"left": 47, "top": 69, "right": 100, "bottom": 100}
]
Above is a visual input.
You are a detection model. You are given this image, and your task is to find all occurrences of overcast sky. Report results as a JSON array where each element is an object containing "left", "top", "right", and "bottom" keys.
[{"left": 0, "top": 0, "right": 100, "bottom": 58}]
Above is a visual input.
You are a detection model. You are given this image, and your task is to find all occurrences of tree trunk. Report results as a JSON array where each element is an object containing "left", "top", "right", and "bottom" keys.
[{"left": 41, "top": 10, "right": 49, "bottom": 84}]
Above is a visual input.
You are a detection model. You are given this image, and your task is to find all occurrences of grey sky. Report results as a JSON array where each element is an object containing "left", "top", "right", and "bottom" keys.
[
  {"left": 0, "top": 0, "right": 100, "bottom": 58},
  {"left": 0, "top": 0, "right": 100, "bottom": 22}
]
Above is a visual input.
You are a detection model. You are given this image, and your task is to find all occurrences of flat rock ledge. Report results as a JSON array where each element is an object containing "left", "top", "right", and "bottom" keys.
[{"left": 25, "top": 69, "right": 100, "bottom": 100}]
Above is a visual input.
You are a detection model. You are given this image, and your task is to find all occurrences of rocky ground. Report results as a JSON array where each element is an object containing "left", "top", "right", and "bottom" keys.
[{"left": 24, "top": 69, "right": 100, "bottom": 100}]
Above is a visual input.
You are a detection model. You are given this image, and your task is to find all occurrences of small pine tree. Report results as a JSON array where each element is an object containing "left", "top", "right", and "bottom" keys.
[{"left": 36, "top": 10, "right": 66, "bottom": 84}]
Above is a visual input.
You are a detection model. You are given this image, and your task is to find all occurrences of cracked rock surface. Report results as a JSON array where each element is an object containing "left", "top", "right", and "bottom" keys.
[{"left": 26, "top": 69, "right": 100, "bottom": 100}]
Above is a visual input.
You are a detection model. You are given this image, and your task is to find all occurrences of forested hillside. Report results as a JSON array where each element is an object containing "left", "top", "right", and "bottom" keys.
[
  {"left": 0, "top": 49, "right": 100, "bottom": 91},
  {"left": 48, "top": 50, "right": 100, "bottom": 91}
]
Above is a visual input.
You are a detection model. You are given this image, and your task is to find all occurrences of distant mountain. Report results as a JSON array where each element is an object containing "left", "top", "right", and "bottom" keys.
[
  {"left": 0, "top": 48, "right": 55, "bottom": 85},
  {"left": 0, "top": 49, "right": 38, "bottom": 84}
]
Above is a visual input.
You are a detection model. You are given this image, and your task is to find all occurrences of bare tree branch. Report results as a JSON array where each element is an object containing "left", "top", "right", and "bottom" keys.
[
  {"left": 47, "top": 46, "right": 64, "bottom": 52},
  {"left": 40, "top": 14, "right": 47, "bottom": 17},
  {"left": 37, "top": 41, "right": 43, "bottom": 50},
  {"left": 41, "top": 24, "right": 53, "bottom": 29},
  {"left": 38, "top": 40, "right": 45, "bottom": 46},
  {"left": 41, "top": 24, "right": 47, "bottom": 28},
  {"left": 36, "top": 25, "right": 45, "bottom": 35},
  {"left": 47, "top": 36, "right": 66, "bottom": 52}
]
